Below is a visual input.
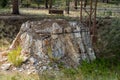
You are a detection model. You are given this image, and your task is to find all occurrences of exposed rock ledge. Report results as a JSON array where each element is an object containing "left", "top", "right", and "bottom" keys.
[{"left": 1, "top": 19, "right": 96, "bottom": 74}]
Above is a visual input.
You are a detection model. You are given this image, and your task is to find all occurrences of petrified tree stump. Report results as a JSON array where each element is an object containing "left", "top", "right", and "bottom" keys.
[{"left": 9, "top": 19, "right": 96, "bottom": 71}]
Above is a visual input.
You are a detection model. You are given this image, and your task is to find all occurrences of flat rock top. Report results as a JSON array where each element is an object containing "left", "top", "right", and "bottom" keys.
[{"left": 29, "top": 19, "right": 71, "bottom": 30}]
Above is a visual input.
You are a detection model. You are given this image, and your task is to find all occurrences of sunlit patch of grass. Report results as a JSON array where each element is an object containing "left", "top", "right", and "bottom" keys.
[
  {"left": 20, "top": 8, "right": 49, "bottom": 16},
  {"left": 7, "top": 46, "right": 23, "bottom": 67}
]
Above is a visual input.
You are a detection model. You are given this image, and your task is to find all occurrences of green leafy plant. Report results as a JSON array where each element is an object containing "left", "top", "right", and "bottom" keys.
[{"left": 8, "top": 46, "right": 23, "bottom": 67}]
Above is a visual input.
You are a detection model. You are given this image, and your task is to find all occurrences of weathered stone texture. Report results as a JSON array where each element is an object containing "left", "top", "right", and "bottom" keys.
[{"left": 9, "top": 19, "right": 96, "bottom": 72}]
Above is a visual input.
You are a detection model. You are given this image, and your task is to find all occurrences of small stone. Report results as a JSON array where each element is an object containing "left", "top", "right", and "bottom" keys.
[
  {"left": 38, "top": 61, "right": 42, "bottom": 64},
  {"left": 18, "top": 68, "right": 23, "bottom": 72},
  {"left": 23, "top": 56, "right": 28, "bottom": 62},
  {"left": 27, "top": 70, "right": 34, "bottom": 75},
  {"left": 29, "top": 57, "right": 36, "bottom": 64},
  {"left": 1, "top": 63, "right": 11, "bottom": 70},
  {"left": 0, "top": 57, "right": 7, "bottom": 62},
  {"left": 26, "top": 65, "right": 29, "bottom": 69},
  {"left": 42, "top": 66, "right": 47, "bottom": 70},
  {"left": 13, "top": 67, "right": 17, "bottom": 71},
  {"left": 18, "top": 68, "right": 24, "bottom": 72},
  {"left": 48, "top": 67, "right": 52, "bottom": 70},
  {"left": 47, "top": 60, "right": 50, "bottom": 63}
]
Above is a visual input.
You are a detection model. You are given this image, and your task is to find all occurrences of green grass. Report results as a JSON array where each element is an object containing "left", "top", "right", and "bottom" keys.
[
  {"left": 40, "top": 58, "right": 120, "bottom": 80},
  {"left": 0, "top": 8, "right": 11, "bottom": 14},
  {"left": 79, "top": 58, "right": 120, "bottom": 80},
  {"left": 7, "top": 46, "right": 23, "bottom": 67},
  {"left": 0, "top": 58, "right": 120, "bottom": 80}
]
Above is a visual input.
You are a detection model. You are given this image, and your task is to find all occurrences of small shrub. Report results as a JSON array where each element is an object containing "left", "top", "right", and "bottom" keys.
[
  {"left": 98, "top": 18, "right": 120, "bottom": 60},
  {"left": 80, "top": 58, "right": 120, "bottom": 80},
  {"left": 8, "top": 46, "right": 23, "bottom": 67}
]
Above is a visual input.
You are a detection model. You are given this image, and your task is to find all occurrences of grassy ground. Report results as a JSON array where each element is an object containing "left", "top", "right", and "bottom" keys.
[
  {"left": 0, "top": 72, "right": 39, "bottom": 80},
  {"left": 0, "top": 59, "right": 120, "bottom": 80}
]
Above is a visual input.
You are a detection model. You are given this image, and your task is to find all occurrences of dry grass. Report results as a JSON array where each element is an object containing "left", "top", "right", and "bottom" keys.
[
  {"left": 0, "top": 71, "right": 39, "bottom": 80},
  {"left": 0, "top": 39, "right": 10, "bottom": 52}
]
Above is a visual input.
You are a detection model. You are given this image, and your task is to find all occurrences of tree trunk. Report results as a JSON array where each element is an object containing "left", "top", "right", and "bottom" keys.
[
  {"left": 45, "top": 0, "right": 48, "bottom": 9},
  {"left": 37, "top": 4, "right": 40, "bottom": 9},
  {"left": 66, "top": 0, "right": 70, "bottom": 14},
  {"left": 12, "top": 0, "right": 19, "bottom": 14},
  {"left": 102, "top": 0, "right": 105, "bottom": 3},
  {"left": 84, "top": 0, "right": 87, "bottom": 7},
  {"left": 106, "top": 0, "right": 109, "bottom": 3},
  {"left": 92, "top": 0, "right": 98, "bottom": 43},
  {"left": 74, "top": 0, "right": 78, "bottom": 9},
  {"left": 80, "top": 0, "right": 83, "bottom": 21},
  {"left": 49, "top": 0, "right": 52, "bottom": 9}
]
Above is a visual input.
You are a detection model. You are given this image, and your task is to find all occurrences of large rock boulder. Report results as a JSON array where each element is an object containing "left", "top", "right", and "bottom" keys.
[{"left": 9, "top": 19, "right": 96, "bottom": 72}]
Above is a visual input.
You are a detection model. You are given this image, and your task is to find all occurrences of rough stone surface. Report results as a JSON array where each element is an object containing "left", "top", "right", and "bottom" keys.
[
  {"left": 1, "top": 63, "right": 11, "bottom": 70},
  {"left": 8, "top": 19, "right": 96, "bottom": 73}
]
